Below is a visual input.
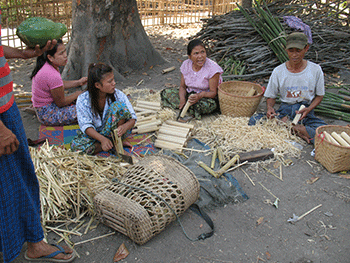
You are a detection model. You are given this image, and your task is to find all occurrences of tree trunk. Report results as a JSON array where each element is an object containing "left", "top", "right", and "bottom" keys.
[
  {"left": 241, "top": 0, "right": 253, "bottom": 8},
  {"left": 62, "top": 0, "right": 165, "bottom": 81}
]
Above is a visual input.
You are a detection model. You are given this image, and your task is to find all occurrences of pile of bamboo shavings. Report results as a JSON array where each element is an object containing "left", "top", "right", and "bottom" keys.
[
  {"left": 192, "top": 115, "right": 305, "bottom": 161},
  {"left": 30, "top": 142, "right": 127, "bottom": 227}
]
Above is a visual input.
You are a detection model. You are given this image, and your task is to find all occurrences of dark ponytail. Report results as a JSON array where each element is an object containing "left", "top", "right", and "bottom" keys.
[
  {"left": 30, "top": 39, "right": 63, "bottom": 79},
  {"left": 87, "top": 62, "right": 115, "bottom": 117}
]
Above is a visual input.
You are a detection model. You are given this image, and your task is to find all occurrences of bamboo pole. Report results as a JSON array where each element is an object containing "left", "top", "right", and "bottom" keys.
[
  {"left": 165, "top": 120, "right": 194, "bottom": 129},
  {"left": 331, "top": 132, "right": 350, "bottom": 147},
  {"left": 217, "top": 154, "right": 240, "bottom": 176},
  {"left": 292, "top": 105, "right": 306, "bottom": 125},
  {"left": 341, "top": 132, "right": 350, "bottom": 144},
  {"left": 180, "top": 101, "right": 191, "bottom": 118},
  {"left": 154, "top": 140, "right": 183, "bottom": 150}
]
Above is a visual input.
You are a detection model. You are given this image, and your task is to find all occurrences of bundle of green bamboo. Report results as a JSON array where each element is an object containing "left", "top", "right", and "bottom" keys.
[
  {"left": 237, "top": 1, "right": 288, "bottom": 64},
  {"left": 315, "top": 89, "right": 350, "bottom": 122}
]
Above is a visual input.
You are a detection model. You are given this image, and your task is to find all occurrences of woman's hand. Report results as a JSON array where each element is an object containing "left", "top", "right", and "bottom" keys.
[
  {"left": 100, "top": 137, "right": 114, "bottom": 152},
  {"left": 78, "top": 77, "right": 88, "bottom": 87},
  {"left": 116, "top": 124, "right": 128, "bottom": 137},
  {"left": 0, "top": 123, "right": 20, "bottom": 157},
  {"left": 188, "top": 93, "right": 200, "bottom": 105}
]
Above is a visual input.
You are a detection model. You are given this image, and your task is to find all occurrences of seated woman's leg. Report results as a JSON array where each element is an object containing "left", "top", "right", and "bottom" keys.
[
  {"left": 36, "top": 103, "right": 77, "bottom": 126},
  {"left": 160, "top": 88, "right": 180, "bottom": 109},
  {"left": 70, "top": 130, "right": 98, "bottom": 154},
  {"left": 189, "top": 97, "right": 218, "bottom": 120}
]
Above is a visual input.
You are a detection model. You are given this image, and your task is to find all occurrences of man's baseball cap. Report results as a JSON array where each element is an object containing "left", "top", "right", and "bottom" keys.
[{"left": 286, "top": 32, "right": 308, "bottom": 49}]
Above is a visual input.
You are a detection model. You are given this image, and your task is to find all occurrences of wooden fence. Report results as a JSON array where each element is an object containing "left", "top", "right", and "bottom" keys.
[
  {"left": 1, "top": 1, "right": 349, "bottom": 48},
  {"left": 1, "top": 0, "right": 236, "bottom": 48}
]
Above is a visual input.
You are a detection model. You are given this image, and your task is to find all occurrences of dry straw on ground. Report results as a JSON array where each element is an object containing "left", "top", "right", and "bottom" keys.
[
  {"left": 192, "top": 115, "right": 305, "bottom": 160},
  {"left": 30, "top": 142, "right": 127, "bottom": 226}
]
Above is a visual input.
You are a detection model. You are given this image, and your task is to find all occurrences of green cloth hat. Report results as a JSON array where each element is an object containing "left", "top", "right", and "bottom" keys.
[{"left": 286, "top": 32, "right": 308, "bottom": 49}]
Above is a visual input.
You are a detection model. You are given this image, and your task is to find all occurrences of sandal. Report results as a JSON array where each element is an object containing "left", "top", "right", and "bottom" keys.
[{"left": 24, "top": 244, "right": 76, "bottom": 263}]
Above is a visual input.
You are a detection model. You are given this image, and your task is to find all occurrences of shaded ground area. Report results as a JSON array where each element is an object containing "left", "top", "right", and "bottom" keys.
[{"left": 4, "top": 24, "right": 350, "bottom": 263}]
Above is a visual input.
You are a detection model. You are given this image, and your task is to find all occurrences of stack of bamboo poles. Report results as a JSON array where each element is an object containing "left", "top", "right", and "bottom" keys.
[
  {"left": 14, "top": 93, "right": 32, "bottom": 108},
  {"left": 315, "top": 90, "right": 350, "bottom": 122},
  {"left": 321, "top": 130, "right": 350, "bottom": 147},
  {"left": 133, "top": 100, "right": 163, "bottom": 134},
  {"left": 154, "top": 120, "right": 194, "bottom": 151}
]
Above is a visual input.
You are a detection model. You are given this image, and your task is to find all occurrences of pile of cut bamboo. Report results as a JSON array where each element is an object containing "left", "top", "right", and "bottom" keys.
[
  {"left": 321, "top": 131, "right": 350, "bottom": 147},
  {"left": 133, "top": 100, "right": 162, "bottom": 134},
  {"left": 29, "top": 142, "right": 126, "bottom": 226},
  {"left": 154, "top": 120, "right": 194, "bottom": 151}
]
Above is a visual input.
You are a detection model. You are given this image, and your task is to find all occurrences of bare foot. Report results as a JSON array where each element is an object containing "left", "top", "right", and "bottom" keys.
[
  {"left": 292, "top": 124, "right": 312, "bottom": 144},
  {"left": 26, "top": 240, "right": 74, "bottom": 261},
  {"left": 281, "top": 116, "right": 289, "bottom": 123},
  {"left": 122, "top": 140, "right": 133, "bottom": 148}
]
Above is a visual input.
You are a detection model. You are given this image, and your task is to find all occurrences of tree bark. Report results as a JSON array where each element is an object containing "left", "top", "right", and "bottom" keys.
[
  {"left": 62, "top": 0, "right": 165, "bottom": 81},
  {"left": 241, "top": 0, "right": 253, "bottom": 8}
]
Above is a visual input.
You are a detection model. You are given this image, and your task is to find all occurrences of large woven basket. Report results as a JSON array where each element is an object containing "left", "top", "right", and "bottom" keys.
[
  {"left": 218, "top": 81, "right": 264, "bottom": 117},
  {"left": 94, "top": 155, "right": 200, "bottom": 245},
  {"left": 315, "top": 125, "right": 350, "bottom": 173}
]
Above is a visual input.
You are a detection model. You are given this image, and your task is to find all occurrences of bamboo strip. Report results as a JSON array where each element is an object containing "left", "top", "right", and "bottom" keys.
[
  {"left": 241, "top": 169, "right": 255, "bottom": 186},
  {"left": 165, "top": 120, "right": 194, "bottom": 129}
]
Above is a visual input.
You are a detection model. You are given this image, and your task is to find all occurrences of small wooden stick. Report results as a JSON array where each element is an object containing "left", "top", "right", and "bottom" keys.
[
  {"left": 258, "top": 182, "right": 278, "bottom": 200},
  {"left": 161, "top": 66, "right": 176, "bottom": 74},
  {"left": 262, "top": 166, "right": 283, "bottom": 181},
  {"left": 298, "top": 204, "right": 323, "bottom": 221},
  {"left": 226, "top": 160, "right": 248, "bottom": 172},
  {"left": 74, "top": 232, "right": 116, "bottom": 246},
  {"left": 241, "top": 169, "right": 255, "bottom": 186},
  {"left": 280, "top": 163, "right": 283, "bottom": 180}
]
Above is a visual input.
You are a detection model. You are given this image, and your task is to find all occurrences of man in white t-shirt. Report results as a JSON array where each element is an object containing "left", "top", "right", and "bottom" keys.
[{"left": 252, "top": 32, "right": 327, "bottom": 143}]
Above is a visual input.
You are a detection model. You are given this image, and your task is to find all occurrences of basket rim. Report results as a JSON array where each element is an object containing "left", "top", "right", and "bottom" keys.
[
  {"left": 315, "top": 125, "right": 350, "bottom": 149},
  {"left": 218, "top": 80, "right": 264, "bottom": 99}
]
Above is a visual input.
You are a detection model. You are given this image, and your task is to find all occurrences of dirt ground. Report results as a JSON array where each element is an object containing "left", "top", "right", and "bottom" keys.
[{"left": 4, "top": 24, "right": 350, "bottom": 263}]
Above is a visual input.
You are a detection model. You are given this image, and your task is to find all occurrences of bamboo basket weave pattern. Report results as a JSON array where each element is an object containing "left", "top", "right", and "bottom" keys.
[
  {"left": 218, "top": 81, "right": 264, "bottom": 117},
  {"left": 94, "top": 155, "right": 200, "bottom": 245},
  {"left": 315, "top": 125, "right": 350, "bottom": 173}
]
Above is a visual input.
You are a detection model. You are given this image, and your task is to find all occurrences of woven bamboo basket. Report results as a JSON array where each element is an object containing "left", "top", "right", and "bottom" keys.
[
  {"left": 315, "top": 125, "right": 350, "bottom": 173},
  {"left": 94, "top": 155, "right": 200, "bottom": 245},
  {"left": 218, "top": 81, "right": 264, "bottom": 117}
]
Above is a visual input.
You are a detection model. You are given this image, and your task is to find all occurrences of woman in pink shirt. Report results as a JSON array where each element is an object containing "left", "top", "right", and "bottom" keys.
[
  {"left": 31, "top": 39, "right": 87, "bottom": 126},
  {"left": 161, "top": 39, "right": 223, "bottom": 120}
]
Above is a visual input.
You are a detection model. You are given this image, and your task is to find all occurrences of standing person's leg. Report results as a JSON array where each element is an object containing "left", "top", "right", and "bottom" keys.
[{"left": 0, "top": 103, "right": 75, "bottom": 262}]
